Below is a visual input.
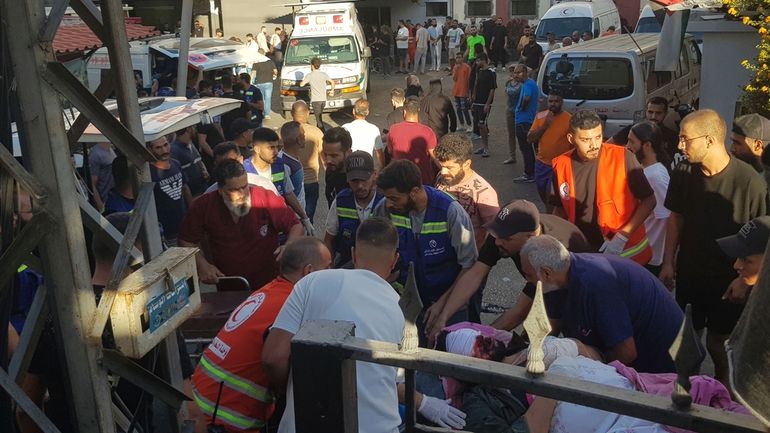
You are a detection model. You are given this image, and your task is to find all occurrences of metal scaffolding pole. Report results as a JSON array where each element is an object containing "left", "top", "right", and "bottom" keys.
[
  {"left": 176, "top": 0, "right": 194, "bottom": 97},
  {"left": 0, "top": 0, "right": 116, "bottom": 430}
]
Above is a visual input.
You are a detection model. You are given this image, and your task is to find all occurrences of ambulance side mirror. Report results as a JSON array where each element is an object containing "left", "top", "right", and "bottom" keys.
[{"left": 363, "top": 47, "right": 372, "bottom": 58}]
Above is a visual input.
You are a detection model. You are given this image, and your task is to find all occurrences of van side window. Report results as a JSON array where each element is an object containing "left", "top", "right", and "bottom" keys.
[
  {"left": 593, "top": 18, "right": 600, "bottom": 38},
  {"left": 677, "top": 47, "right": 690, "bottom": 78},
  {"left": 646, "top": 60, "right": 672, "bottom": 92}
]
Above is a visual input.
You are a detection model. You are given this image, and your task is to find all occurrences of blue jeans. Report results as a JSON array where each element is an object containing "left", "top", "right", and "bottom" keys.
[
  {"left": 515, "top": 122, "right": 534, "bottom": 177},
  {"left": 304, "top": 182, "right": 319, "bottom": 222},
  {"left": 255, "top": 82, "right": 273, "bottom": 117}
]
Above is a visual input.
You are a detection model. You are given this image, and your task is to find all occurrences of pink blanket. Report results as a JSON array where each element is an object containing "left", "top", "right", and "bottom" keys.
[{"left": 610, "top": 361, "right": 752, "bottom": 433}]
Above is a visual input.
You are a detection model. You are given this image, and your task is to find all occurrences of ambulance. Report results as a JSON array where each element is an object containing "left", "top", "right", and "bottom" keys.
[{"left": 280, "top": 1, "right": 371, "bottom": 118}]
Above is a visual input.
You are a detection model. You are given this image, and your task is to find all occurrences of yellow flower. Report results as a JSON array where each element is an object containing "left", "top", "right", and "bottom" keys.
[
  {"left": 742, "top": 59, "right": 751, "bottom": 67},
  {"left": 729, "top": 7, "right": 738, "bottom": 15},
  {"left": 744, "top": 16, "right": 752, "bottom": 25},
  {"left": 746, "top": 84, "right": 755, "bottom": 91},
  {"left": 760, "top": 27, "right": 769, "bottom": 35},
  {"left": 762, "top": 86, "right": 770, "bottom": 92},
  {"left": 765, "top": 15, "right": 770, "bottom": 23}
]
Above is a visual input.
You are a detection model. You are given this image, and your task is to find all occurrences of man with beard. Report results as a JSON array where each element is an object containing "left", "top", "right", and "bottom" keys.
[
  {"left": 550, "top": 110, "right": 656, "bottom": 264},
  {"left": 322, "top": 127, "right": 353, "bottom": 207},
  {"left": 521, "top": 235, "right": 684, "bottom": 373},
  {"left": 147, "top": 136, "right": 193, "bottom": 246},
  {"left": 625, "top": 121, "right": 671, "bottom": 276},
  {"left": 526, "top": 92, "right": 572, "bottom": 205},
  {"left": 660, "top": 109, "right": 767, "bottom": 387},
  {"left": 431, "top": 133, "right": 498, "bottom": 322},
  {"left": 246, "top": 127, "right": 314, "bottom": 234},
  {"left": 179, "top": 159, "right": 303, "bottom": 289},
  {"left": 463, "top": 25, "right": 486, "bottom": 63},
  {"left": 489, "top": 17, "right": 508, "bottom": 68},
  {"left": 374, "top": 160, "right": 477, "bottom": 346},
  {"left": 520, "top": 35, "right": 543, "bottom": 77},
  {"left": 730, "top": 113, "right": 770, "bottom": 174},
  {"left": 424, "top": 200, "right": 589, "bottom": 341},
  {"left": 610, "top": 97, "right": 680, "bottom": 165},
  {"left": 324, "top": 151, "right": 384, "bottom": 267}
]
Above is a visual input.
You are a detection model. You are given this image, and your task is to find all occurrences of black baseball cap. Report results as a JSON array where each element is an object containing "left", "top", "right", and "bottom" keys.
[
  {"left": 483, "top": 200, "right": 540, "bottom": 239},
  {"left": 733, "top": 113, "right": 770, "bottom": 142},
  {"left": 230, "top": 118, "right": 259, "bottom": 138},
  {"left": 345, "top": 151, "right": 375, "bottom": 181},
  {"left": 717, "top": 216, "right": 770, "bottom": 258}
]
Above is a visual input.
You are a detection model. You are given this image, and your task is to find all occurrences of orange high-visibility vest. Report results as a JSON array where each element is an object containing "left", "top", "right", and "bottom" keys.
[
  {"left": 552, "top": 143, "right": 652, "bottom": 265},
  {"left": 191, "top": 277, "right": 293, "bottom": 432}
]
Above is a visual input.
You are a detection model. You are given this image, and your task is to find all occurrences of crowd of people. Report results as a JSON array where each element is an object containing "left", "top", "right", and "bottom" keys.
[{"left": 9, "top": 15, "right": 770, "bottom": 433}]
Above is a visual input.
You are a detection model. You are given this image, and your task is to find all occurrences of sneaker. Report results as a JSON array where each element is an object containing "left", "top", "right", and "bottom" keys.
[
  {"left": 473, "top": 147, "right": 484, "bottom": 155},
  {"left": 502, "top": 158, "right": 516, "bottom": 165},
  {"left": 513, "top": 174, "right": 535, "bottom": 183},
  {"left": 481, "top": 149, "right": 490, "bottom": 157}
]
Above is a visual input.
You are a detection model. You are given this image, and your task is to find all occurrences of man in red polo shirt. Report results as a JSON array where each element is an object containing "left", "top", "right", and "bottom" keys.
[{"left": 179, "top": 159, "right": 303, "bottom": 289}]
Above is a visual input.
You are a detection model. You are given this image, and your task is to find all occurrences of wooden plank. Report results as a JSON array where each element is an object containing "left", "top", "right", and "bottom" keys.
[
  {"left": 78, "top": 194, "right": 143, "bottom": 265},
  {"left": 404, "top": 369, "right": 416, "bottom": 429},
  {"left": 293, "top": 321, "right": 768, "bottom": 433},
  {"left": 68, "top": 0, "right": 104, "bottom": 40},
  {"left": 39, "top": 0, "right": 70, "bottom": 42},
  {"left": 0, "top": 212, "right": 53, "bottom": 292},
  {"left": 88, "top": 182, "right": 153, "bottom": 340},
  {"left": 291, "top": 320, "right": 357, "bottom": 433},
  {"left": 67, "top": 77, "right": 114, "bottom": 147},
  {"left": 0, "top": 142, "right": 47, "bottom": 201},
  {"left": 41, "top": 62, "right": 154, "bottom": 167},
  {"left": 9, "top": 284, "right": 49, "bottom": 383},
  {"left": 669, "top": 304, "right": 705, "bottom": 409},
  {"left": 1, "top": 0, "right": 117, "bottom": 429}
]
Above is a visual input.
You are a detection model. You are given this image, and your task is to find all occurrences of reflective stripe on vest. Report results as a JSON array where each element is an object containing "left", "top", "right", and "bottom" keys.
[
  {"left": 336, "top": 207, "right": 359, "bottom": 220},
  {"left": 198, "top": 354, "right": 273, "bottom": 404},
  {"left": 271, "top": 171, "right": 285, "bottom": 183},
  {"left": 391, "top": 214, "right": 411, "bottom": 229},
  {"left": 192, "top": 387, "right": 265, "bottom": 431},
  {"left": 552, "top": 144, "right": 652, "bottom": 265},
  {"left": 421, "top": 221, "right": 448, "bottom": 234}
]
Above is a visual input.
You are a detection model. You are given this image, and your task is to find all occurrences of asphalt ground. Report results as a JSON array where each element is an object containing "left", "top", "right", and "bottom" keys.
[{"left": 264, "top": 65, "right": 535, "bottom": 327}]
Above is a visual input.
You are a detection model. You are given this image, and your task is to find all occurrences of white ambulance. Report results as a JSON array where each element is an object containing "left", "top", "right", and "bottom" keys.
[{"left": 280, "top": 1, "right": 371, "bottom": 118}]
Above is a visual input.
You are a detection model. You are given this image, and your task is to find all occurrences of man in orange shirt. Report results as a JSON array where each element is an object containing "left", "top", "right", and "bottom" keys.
[
  {"left": 527, "top": 92, "right": 572, "bottom": 207},
  {"left": 451, "top": 52, "right": 472, "bottom": 132},
  {"left": 191, "top": 237, "right": 331, "bottom": 433}
]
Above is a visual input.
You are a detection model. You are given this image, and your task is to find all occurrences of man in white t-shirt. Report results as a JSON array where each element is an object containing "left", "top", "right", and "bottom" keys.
[
  {"left": 625, "top": 121, "right": 671, "bottom": 276},
  {"left": 396, "top": 20, "right": 410, "bottom": 74},
  {"left": 414, "top": 23, "right": 430, "bottom": 75},
  {"left": 446, "top": 20, "right": 465, "bottom": 70},
  {"left": 300, "top": 57, "right": 335, "bottom": 131},
  {"left": 342, "top": 99, "right": 384, "bottom": 158},
  {"left": 257, "top": 26, "right": 270, "bottom": 53},
  {"left": 263, "top": 217, "right": 466, "bottom": 432}
]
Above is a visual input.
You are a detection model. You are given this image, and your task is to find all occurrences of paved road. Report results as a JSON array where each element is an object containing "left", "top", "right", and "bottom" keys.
[{"left": 265, "top": 67, "right": 534, "bottom": 326}]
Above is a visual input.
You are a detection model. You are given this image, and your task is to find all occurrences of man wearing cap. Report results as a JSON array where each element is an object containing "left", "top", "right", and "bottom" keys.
[
  {"left": 229, "top": 118, "right": 259, "bottom": 156},
  {"left": 374, "top": 160, "right": 477, "bottom": 346},
  {"left": 660, "top": 109, "right": 767, "bottom": 386},
  {"left": 246, "top": 127, "right": 314, "bottom": 235},
  {"left": 521, "top": 235, "right": 684, "bottom": 373},
  {"left": 424, "top": 200, "right": 590, "bottom": 341},
  {"left": 718, "top": 216, "right": 770, "bottom": 302},
  {"left": 324, "top": 151, "right": 384, "bottom": 268},
  {"left": 731, "top": 113, "right": 770, "bottom": 174}
]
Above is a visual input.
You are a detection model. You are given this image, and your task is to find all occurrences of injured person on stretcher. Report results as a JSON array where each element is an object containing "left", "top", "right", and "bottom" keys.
[{"left": 416, "top": 322, "right": 753, "bottom": 433}]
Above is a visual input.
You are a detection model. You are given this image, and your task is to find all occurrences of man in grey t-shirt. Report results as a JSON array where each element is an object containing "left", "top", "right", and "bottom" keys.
[
  {"left": 89, "top": 142, "right": 117, "bottom": 211},
  {"left": 300, "top": 57, "right": 335, "bottom": 131}
]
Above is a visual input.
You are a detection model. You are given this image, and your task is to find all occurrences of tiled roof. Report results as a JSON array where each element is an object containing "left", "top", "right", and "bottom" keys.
[{"left": 54, "top": 23, "right": 160, "bottom": 54}]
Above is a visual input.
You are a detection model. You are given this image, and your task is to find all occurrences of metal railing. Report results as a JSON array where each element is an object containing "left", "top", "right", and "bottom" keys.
[{"left": 289, "top": 319, "right": 767, "bottom": 433}]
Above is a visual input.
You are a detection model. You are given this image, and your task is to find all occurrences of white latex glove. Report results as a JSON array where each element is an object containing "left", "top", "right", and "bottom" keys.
[
  {"left": 599, "top": 232, "right": 627, "bottom": 256},
  {"left": 301, "top": 218, "right": 315, "bottom": 236},
  {"left": 418, "top": 396, "right": 467, "bottom": 429}
]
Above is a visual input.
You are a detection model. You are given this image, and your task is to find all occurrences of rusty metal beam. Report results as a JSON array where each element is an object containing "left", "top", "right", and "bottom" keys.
[
  {"left": 67, "top": 76, "right": 114, "bottom": 147},
  {"left": 0, "top": 142, "right": 47, "bottom": 201},
  {"left": 0, "top": 368, "right": 62, "bottom": 433},
  {"left": 9, "top": 284, "right": 49, "bottom": 384},
  {"left": 78, "top": 194, "right": 143, "bottom": 265},
  {"left": 39, "top": 0, "right": 70, "bottom": 43},
  {"left": 68, "top": 0, "right": 104, "bottom": 40},
  {"left": 0, "top": 212, "right": 53, "bottom": 292}
]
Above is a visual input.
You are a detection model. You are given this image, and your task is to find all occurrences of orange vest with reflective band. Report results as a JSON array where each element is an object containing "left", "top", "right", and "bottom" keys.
[
  {"left": 191, "top": 277, "right": 293, "bottom": 432},
  {"left": 552, "top": 143, "right": 652, "bottom": 265}
]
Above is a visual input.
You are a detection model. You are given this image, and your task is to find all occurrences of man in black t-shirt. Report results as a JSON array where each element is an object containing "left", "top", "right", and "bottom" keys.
[
  {"left": 321, "top": 127, "right": 352, "bottom": 206},
  {"left": 424, "top": 200, "right": 591, "bottom": 340},
  {"left": 252, "top": 51, "right": 278, "bottom": 119},
  {"left": 521, "top": 35, "right": 544, "bottom": 77},
  {"left": 147, "top": 136, "right": 192, "bottom": 246},
  {"left": 470, "top": 53, "right": 496, "bottom": 157},
  {"left": 660, "top": 109, "right": 768, "bottom": 387},
  {"left": 490, "top": 17, "right": 508, "bottom": 68}
]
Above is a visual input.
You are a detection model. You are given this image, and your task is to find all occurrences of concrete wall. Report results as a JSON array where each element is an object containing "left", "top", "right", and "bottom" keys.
[{"left": 688, "top": 20, "right": 759, "bottom": 134}]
